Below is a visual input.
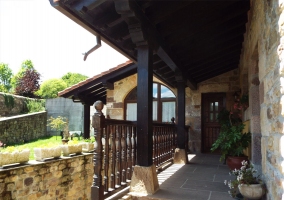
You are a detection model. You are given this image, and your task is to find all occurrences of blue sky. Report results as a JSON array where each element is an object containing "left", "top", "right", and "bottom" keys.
[{"left": 0, "top": 0, "right": 128, "bottom": 82}]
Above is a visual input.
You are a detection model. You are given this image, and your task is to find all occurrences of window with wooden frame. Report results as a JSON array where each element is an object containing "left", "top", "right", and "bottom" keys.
[{"left": 124, "top": 83, "right": 176, "bottom": 123}]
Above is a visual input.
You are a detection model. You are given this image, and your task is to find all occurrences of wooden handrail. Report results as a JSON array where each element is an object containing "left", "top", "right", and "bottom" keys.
[{"left": 91, "top": 101, "right": 189, "bottom": 199}]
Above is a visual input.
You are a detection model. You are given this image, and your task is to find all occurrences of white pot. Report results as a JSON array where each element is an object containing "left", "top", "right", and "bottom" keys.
[
  {"left": 0, "top": 149, "right": 30, "bottom": 167},
  {"left": 34, "top": 146, "right": 62, "bottom": 161},
  {"left": 81, "top": 142, "right": 94, "bottom": 152},
  {"left": 60, "top": 144, "right": 82, "bottom": 156},
  {"left": 238, "top": 184, "right": 265, "bottom": 200}
]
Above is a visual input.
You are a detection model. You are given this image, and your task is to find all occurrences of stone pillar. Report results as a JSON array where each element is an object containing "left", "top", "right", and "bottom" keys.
[
  {"left": 250, "top": 84, "right": 262, "bottom": 165},
  {"left": 248, "top": 56, "right": 262, "bottom": 170}
]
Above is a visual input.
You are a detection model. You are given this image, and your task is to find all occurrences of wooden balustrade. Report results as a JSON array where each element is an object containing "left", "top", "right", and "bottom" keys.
[
  {"left": 152, "top": 123, "right": 177, "bottom": 169},
  {"left": 91, "top": 101, "right": 187, "bottom": 200}
]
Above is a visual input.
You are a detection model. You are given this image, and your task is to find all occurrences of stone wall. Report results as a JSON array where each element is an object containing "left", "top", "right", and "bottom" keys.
[
  {"left": 186, "top": 70, "right": 240, "bottom": 152},
  {"left": 238, "top": 0, "right": 283, "bottom": 199},
  {"left": 0, "top": 111, "right": 47, "bottom": 145},
  {"left": 0, "top": 154, "right": 93, "bottom": 200},
  {"left": 0, "top": 92, "right": 43, "bottom": 117},
  {"left": 106, "top": 75, "right": 177, "bottom": 120}
]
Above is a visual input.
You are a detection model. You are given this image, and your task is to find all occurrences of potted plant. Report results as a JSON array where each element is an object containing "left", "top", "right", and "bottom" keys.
[
  {"left": 60, "top": 139, "right": 82, "bottom": 156},
  {"left": 34, "top": 142, "right": 62, "bottom": 161},
  {"left": 81, "top": 138, "right": 95, "bottom": 152},
  {"left": 211, "top": 97, "right": 251, "bottom": 170},
  {"left": 225, "top": 160, "right": 266, "bottom": 199},
  {"left": 0, "top": 142, "right": 30, "bottom": 167}
]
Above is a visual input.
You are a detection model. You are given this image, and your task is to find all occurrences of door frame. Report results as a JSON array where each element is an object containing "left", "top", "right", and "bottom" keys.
[{"left": 201, "top": 92, "right": 226, "bottom": 153}]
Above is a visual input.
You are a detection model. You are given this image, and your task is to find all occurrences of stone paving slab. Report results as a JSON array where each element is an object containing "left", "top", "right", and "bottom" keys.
[
  {"left": 146, "top": 154, "right": 235, "bottom": 200},
  {"left": 181, "top": 179, "right": 228, "bottom": 192},
  {"left": 148, "top": 188, "right": 211, "bottom": 200}
]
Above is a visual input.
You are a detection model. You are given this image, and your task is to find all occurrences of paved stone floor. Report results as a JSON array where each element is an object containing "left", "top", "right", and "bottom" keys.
[{"left": 145, "top": 153, "right": 235, "bottom": 200}]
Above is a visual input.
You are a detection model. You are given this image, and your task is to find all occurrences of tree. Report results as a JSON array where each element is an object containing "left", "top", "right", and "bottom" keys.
[
  {"left": 35, "top": 78, "right": 67, "bottom": 99},
  {"left": 47, "top": 116, "right": 68, "bottom": 140},
  {"left": 11, "top": 60, "right": 35, "bottom": 90},
  {"left": 61, "top": 72, "right": 88, "bottom": 87},
  {"left": 14, "top": 68, "right": 41, "bottom": 97},
  {"left": 0, "top": 63, "right": 13, "bottom": 93}
]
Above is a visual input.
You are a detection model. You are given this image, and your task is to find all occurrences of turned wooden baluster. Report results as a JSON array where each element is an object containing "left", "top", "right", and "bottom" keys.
[
  {"left": 153, "top": 127, "right": 157, "bottom": 166},
  {"left": 104, "top": 125, "right": 110, "bottom": 193},
  {"left": 164, "top": 127, "right": 167, "bottom": 161},
  {"left": 126, "top": 126, "right": 132, "bottom": 181},
  {"left": 167, "top": 127, "right": 172, "bottom": 160},
  {"left": 166, "top": 127, "right": 170, "bottom": 160},
  {"left": 91, "top": 100, "right": 104, "bottom": 200},
  {"left": 115, "top": 126, "right": 122, "bottom": 186},
  {"left": 131, "top": 126, "right": 137, "bottom": 172},
  {"left": 110, "top": 125, "right": 116, "bottom": 189},
  {"left": 161, "top": 127, "right": 166, "bottom": 164},
  {"left": 121, "top": 125, "right": 127, "bottom": 184},
  {"left": 157, "top": 127, "right": 161, "bottom": 166}
]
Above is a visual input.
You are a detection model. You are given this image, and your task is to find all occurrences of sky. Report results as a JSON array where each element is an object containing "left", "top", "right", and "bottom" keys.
[{"left": 0, "top": 0, "right": 128, "bottom": 82}]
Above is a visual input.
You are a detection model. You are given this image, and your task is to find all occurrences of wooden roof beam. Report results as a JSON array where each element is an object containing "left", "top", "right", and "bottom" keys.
[
  {"left": 72, "top": 0, "right": 107, "bottom": 13},
  {"left": 183, "top": 44, "right": 242, "bottom": 67},
  {"left": 195, "top": 63, "right": 239, "bottom": 82},
  {"left": 114, "top": 0, "right": 197, "bottom": 90},
  {"left": 190, "top": 57, "right": 240, "bottom": 76},
  {"left": 187, "top": 51, "right": 240, "bottom": 74},
  {"left": 173, "top": 21, "right": 247, "bottom": 52}
]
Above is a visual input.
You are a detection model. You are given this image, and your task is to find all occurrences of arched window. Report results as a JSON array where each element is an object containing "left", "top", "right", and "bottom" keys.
[{"left": 124, "top": 83, "right": 176, "bottom": 123}]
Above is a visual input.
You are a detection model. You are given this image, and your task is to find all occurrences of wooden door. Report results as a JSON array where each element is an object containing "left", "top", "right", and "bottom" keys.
[{"left": 201, "top": 93, "right": 225, "bottom": 153}]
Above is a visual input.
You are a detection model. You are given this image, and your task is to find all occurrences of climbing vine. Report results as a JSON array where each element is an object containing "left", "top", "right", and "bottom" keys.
[
  {"left": 3, "top": 94, "right": 14, "bottom": 109},
  {"left": 23, "top": 99, "right": 46, "bottom": 113}
]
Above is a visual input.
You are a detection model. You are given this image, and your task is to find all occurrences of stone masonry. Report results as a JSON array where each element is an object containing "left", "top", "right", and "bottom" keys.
[
  {"left": 238, "top": 0, "right": 284, "bottom": 199},
  {"left": 0, "top": 154, "right": 93, "bottom": 200},
  {"left": 0, "top": 93, "right": 45, "bottom": 117},
  {"left": 0, "top": 112, "right": 47, "bottom": 145}
]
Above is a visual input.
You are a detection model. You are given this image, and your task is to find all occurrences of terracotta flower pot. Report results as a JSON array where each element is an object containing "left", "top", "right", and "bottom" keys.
[
  {"left": 238, "top": 184, "right": 265, "bottom": 200},
  {"left": 226, "top": 155, "right": 248, "bottom": 170}
]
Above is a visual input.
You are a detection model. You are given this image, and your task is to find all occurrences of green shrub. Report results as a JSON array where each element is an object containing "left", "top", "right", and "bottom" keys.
[{"left": 25, "top": 99, "right": 45, "bottom": 113}]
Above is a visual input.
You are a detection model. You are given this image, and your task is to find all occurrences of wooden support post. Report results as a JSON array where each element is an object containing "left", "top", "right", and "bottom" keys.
[
  {"left": 177, "top": 80, "right": 186, "bottom": 149},
  {"left": 137, "top": 44, "right": 153, "bottom": 167},
  {"left": 91, "top": 101, "right": 104, "bottom": 200},
  {"left": 174, "top": 80, "right": 188, "bottom": 164},
  {"left": 84, "top": 104, "right": 90, "bottom": 139}
]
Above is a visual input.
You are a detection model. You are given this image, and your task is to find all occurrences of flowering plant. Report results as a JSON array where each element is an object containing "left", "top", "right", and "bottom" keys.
[
  {"left": 225, "top": 160, "right": 262, "bottom": 198},
  {"left": 84, "top": 137, "right": 95, "bottom": 143}
]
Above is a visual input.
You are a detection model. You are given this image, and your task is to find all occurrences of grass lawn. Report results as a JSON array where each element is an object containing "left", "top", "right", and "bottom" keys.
[{"left": 7, "top": 136, "right": 64, "bottom": 160}]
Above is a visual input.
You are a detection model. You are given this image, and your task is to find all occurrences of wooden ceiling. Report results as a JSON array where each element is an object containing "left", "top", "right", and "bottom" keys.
[{"left": 50, "top": 0, "right": 249, "bottom": 91}]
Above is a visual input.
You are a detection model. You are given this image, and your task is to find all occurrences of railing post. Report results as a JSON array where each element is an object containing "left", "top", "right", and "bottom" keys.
[{"left": 91, "top": 100, "right": 104, "bottom": 200}]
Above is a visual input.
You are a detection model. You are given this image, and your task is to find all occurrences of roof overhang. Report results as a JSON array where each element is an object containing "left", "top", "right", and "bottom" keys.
[{"left": 50, "top": 0, "right": 250, "bottom": 90}]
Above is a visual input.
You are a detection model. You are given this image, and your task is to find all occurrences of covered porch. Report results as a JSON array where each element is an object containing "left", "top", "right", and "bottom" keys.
[{"left": 49, "top": 0, "right": 272, "bottom": 199}]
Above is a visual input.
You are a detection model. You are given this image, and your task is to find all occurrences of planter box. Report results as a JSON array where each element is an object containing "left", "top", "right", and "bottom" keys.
[
  {"left": 34, "top": 146, "right": 62, "bottom": 161},
  {"left": 81, "top": 142, "right": 94, "bottom": 152},
  {"left": 0, "top": 149, "right": 30, "bottom": 167},
  {"left": 61, "top": 144, "right": 82, "bottom": 156}
]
